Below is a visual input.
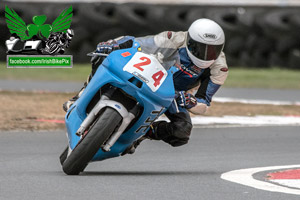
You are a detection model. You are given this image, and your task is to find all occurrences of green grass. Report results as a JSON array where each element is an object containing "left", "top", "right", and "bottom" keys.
[
  {"left": 225, "top": 67, "right": 300, "bottom": 89},
  {"left": 1, "top": 62, "right": 300, "bottom": 89}
]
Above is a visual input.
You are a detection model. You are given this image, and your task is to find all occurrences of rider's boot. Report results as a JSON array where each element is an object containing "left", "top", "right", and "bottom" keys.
[
  {"left": 62, "top": 75, "right": 91, "bottom": 112},
  {"left": 62, "top": 91, "right": 81, "bottom": 112},
  {"left": 121, "top": 123, "right": 161, "bottom": 155},
  {"left": 121, "top": 135, "right": 148, "bottom": 155},
  {"left": 63, "top": 55, "right": 106, "bottom": 112}
]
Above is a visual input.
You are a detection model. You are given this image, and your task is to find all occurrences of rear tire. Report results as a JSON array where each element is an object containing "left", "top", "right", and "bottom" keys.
[{"left": 62, "top": 107, "right": 122, "bottom": 175}]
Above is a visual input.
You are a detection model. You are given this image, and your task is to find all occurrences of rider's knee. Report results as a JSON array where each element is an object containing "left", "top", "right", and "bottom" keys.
[{"left": 165, "top": 121, "right": 192, "bottom": 147}]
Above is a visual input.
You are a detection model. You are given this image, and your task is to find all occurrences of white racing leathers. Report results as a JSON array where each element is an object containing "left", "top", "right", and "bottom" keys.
[{"left": 134, "top": 31, "right": 228, "bottom": 115}]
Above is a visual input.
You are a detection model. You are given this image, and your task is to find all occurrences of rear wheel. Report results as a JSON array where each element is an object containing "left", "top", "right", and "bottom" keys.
[{"left": 62, "top": 107, "right": 122, "bottom": 175}]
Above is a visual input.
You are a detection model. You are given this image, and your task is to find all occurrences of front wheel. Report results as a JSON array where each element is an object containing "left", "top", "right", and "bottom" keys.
[{"left": 62, "top": 107, "right": 122, "bottom": 175}]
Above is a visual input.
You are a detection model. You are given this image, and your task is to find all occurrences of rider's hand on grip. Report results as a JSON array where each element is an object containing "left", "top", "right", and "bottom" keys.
[
  {"left": 176, "top": 91, "right": 197, "bottom": 109},
  {"left": 96, "top": 39, "right": 120, "bottom": 54}
]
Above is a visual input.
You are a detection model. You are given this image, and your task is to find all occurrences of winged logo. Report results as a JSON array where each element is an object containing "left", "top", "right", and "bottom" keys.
[{"left": 5, "top": 5, "right": 73, "bottom": 41}]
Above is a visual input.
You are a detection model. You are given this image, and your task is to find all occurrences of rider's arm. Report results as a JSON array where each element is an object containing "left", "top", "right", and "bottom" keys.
[
  {"left": 113, "top": 36, "right": 135, "bottom": 49},
  {"left": 188, "top": 52, "right": 228, "bottom": 115},
  {"left": 95, "top": 31, "right": 186, "bottom": 57},
  {"left": 136, "top": 31, "right": 186, "bottom": 64},
  {"left": 90, "top": 36, "right": 135, "bottom": 75},
  {"left": 95, "top": 36, "right": 135, "bottom": 53}
]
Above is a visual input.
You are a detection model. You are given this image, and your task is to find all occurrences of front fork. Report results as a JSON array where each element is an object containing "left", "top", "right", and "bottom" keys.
[{"left": 75, "top": 87, "right": 140, "bottom": 152}]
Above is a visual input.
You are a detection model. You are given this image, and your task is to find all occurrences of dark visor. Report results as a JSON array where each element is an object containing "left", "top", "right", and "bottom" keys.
[{"left": 187, "top": 33, "right": 223, "bottom": 61}]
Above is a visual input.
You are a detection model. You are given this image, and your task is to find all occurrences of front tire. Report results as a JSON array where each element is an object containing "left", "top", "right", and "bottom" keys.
[
  {"left": 62, "top": 107, "right": 122, "bottom": 175},
  {"left": 59, "top": 146, "right": 69, "bottom": 165}
]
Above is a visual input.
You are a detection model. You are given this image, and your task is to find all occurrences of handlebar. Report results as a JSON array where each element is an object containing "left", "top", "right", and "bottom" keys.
[{"left": 87, "top": 52, "right": 109, "bottom": 57}]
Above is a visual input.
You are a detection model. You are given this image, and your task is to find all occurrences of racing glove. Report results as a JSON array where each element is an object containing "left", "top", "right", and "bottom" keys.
[
  {"left": 96, "top": 39, "right": 120, "bottom": 54},
  {"left": 175, "top": 91, "right": 198, "bottom": 109}
]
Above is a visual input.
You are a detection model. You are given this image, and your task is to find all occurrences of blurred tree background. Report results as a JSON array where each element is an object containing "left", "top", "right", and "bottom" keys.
[{"left": 1, "top": 1, "right": 300, "bottom": 69}]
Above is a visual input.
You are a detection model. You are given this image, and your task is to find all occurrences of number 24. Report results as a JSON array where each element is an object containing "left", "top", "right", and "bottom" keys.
[{"left": 133, "top": 57, "right": 164, "bottom": 87}]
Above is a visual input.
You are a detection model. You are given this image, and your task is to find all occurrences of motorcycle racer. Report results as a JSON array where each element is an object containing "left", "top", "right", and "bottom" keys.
[
  {"left": 42, "top": 29, "right": 74, "bottom": 55},
  {"left": 64, "top": 18, "right": 228, "bottom": 152}
]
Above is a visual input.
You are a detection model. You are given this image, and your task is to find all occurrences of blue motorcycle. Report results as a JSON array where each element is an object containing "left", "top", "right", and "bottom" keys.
[{"left": 60, "top": 40, "right": 177, "bottom": 175}]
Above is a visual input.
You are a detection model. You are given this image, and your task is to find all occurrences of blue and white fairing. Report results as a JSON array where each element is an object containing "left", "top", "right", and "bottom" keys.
[{"left": 65, "top": 41, "right": 177, "bottom": 161}]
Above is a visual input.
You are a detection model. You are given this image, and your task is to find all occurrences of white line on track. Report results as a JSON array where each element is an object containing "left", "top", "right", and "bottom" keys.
[
  {"left": 214, "top": 97, "right": 300, "bottom": 106},
  {"left": 270, "top": 180, "right": 300, "bottom": 189},
  {"left": 221, "top": 165, "right": 300, "bottom": 195},
  {"left": 191, "top": 115, "right": 300, "bottom": 126},
  {"left": 159, "top": 115, "right": 300, "bottom": 126},
  {"left": 193, "top": 124, "right": 300, "bottom": 129}
]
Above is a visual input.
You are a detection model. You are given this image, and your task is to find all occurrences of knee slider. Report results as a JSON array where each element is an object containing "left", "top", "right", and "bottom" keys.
[
  {"left": 173, "top": 121, "right": 192, "bottom": 139},
  {"left": 167, "top": 122, "right": 192, "bottom": 147}
]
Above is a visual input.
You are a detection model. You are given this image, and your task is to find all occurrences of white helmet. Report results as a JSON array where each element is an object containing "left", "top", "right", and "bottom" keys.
[{"left": 186, "top": 18, "right": 225, "bottom": 69}]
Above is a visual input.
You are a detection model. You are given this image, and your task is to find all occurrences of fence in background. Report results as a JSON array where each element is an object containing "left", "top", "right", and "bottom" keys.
[{"left": 1, "top": 2, "right": 300, "bottom": 69}]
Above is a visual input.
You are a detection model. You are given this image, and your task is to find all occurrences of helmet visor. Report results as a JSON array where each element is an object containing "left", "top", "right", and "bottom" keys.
[{"left": 187, "top": 33, "right": 224, "bottom": 61}]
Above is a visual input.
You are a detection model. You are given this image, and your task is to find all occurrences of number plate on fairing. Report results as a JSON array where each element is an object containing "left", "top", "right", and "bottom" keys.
[{"left": 123, "top": 52, "right": 167, "bottom": 92}]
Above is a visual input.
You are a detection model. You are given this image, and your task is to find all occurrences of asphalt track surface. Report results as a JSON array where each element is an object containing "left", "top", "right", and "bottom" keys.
[
  {"left": 1, "top": 79, "right": 300, "bottom": 102},
  {"left": 1, "top": 126, "right": 300, "bottom": 200}
]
